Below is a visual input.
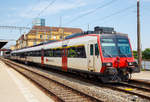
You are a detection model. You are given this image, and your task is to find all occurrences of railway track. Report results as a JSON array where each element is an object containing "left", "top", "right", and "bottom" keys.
[
  {"left": 32, "top": 63, "right": 150, "bottom": 101},
  {"left": 103, "top": 82, "right": 150, "bottom": 100},
  {"left": 29, "top": 63, "right": 150, "bottom": 101},
  {"left": 1, "top": 58, "right": 102, "bottom": 102},
  {"left": 129, "top": 79, "right": 150, "bottom": 88},
  {"left": 1, "top": 58, "right": 150, "bottom": 101}
]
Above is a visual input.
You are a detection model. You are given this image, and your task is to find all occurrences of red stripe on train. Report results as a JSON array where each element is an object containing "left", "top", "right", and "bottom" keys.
[{"left": 62, "top": 48, "right": 67, "bottom": 71}]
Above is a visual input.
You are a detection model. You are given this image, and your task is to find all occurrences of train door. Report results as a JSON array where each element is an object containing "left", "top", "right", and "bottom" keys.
[
  {"left": 88, "top": 43, "right": 95, "bottom": 71},
  {"left": 62, "top": 48, "right": 67, "bottom": 71},
  {"left": 88, "top": 43, "right": 101, "bottom": 72},
  {"left": 94, "top": 43, "right": 101, "bottom": 72}
]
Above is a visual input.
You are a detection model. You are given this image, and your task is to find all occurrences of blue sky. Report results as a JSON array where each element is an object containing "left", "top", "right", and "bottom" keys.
[{"left": 0, "top": 0, "right": 149, "bottom": 50}]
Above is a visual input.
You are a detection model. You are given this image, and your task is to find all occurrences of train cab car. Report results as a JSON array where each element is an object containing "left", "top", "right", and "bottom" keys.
[
  {"left": 99, "top": 34, "right": 139, "bottom": 82},
  {"left": 10, "top": 26, "right": 140, "bottom": 83}
]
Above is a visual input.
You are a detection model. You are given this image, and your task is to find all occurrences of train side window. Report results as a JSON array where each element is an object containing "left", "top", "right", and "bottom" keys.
[
  {"left": 33, "top": 51, "right": 36, "bottom": 56},
  {"left": 53, "top": 49, "right": 62, "bottom": 57},
  {"left": 30, "top": 51, "right": 33, "bottom": 56},
  {"left": 95, "top": 44, "right": 99, "bottom": 55},
  {"left": 90, "top": 44, "right": 93, "bottom": 55},
  {"left": 53, "top": 49, "right": 56, "bottom": 57},
  {"left": 25, "top": 52, "right": 27, "bottom": 56},
  {"left": 39, "top": 50, "right": 42, "bottom": 56},
  {"left": 34, "top": 51, "right": 37, "bottom": 56},
  {"left": 44, "top": 49, "right": 59, "bottom": 57},
  {"left": 49, "top": 49, "right": 53, "bottom": 57},
  {"left": 27, "top": 52, "right": 29, "bottom": 56},
  {"left": 67, "top": 46, "right": 86, "bottom": 58},
  {"left": 37, "top": 50, "right": 41, "bottom": 56},
  {"left": 30, "top": 52, "right": 32, "bottom": 56},
  {"left": 68, "top": 47, "right": 77, "bottom": 57},
  {"left": 36, "top": 51, "right": 39, "bottom": 56},
  {"left": 44, "top": 49, "right": 49, "bottom": 56},
  {"left": 77, "top": 46, "right": 86, "bottom": 58}
]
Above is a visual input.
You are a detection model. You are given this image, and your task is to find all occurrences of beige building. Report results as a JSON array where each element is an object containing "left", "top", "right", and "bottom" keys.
[
  {"left": 12, "top": 26, "right": 83, "bottom": 50},
  {"left": 10, "top": 45, "right": 16, "bottom": 50}
]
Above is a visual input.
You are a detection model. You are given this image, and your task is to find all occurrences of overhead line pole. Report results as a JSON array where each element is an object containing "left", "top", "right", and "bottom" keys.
[{"left": 137, "top": 0, "right": 142, "bottom": 70}]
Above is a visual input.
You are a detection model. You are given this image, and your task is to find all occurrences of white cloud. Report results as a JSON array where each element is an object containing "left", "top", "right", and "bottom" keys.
[
  {"left": 20, "top": 0, "right": 86, "bottom": 18},
  {"left": 143, "top": 0, "right": 150, "bottom": 1},
  {"left": 10, "top": 7, "right": 17, "bottom": 11}
]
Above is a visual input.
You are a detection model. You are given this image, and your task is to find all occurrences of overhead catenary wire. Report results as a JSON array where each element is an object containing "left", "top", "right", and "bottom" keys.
[
  {"left": 26, "top": 0, "right": 57, "bottom": 27},
  {"left": 64, "top": 0, "right": 119, "bottom": 26},
  {"left": 19, "top": 0, "right": 42, "bottom": 26},
  {"left": 3, "top": 0, "right": 43, "bottom": 35},
  {"left": 36, "top": 0, "right": 56, "bottom": 17},
  {"left": 88, "top": 1, "right": 145, "bottom": 25},
  {"left": 89, "top": 4, "right": 136, "bottom": 25},
  {"left": 69, "top": 5, "right": 137, "bottom": 30}
]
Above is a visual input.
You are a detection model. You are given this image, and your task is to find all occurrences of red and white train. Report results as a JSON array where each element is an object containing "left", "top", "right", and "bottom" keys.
[{"left": 10, "top": 27, "right": 140, "bottom": 82}]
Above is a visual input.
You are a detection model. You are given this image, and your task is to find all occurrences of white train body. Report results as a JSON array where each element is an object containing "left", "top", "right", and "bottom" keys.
[
  {"left": 10, "top": 33, "right": 139, "bottom": 82},
  {"left": 11, "top": 34, "right": 102, "bottom": 72}
]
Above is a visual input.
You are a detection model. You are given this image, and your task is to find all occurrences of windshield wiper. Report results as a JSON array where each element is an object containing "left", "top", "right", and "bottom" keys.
[{"left": 118, "top": 49, "right": 128, "bottom": 57}]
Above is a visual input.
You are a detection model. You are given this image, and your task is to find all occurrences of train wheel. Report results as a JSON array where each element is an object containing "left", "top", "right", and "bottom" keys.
[
  {"left": 100, "top": 76, "right": 110, "bottom": 83},
  {"left": 122, "top": 74, "right": 129, "bottom": 82}
]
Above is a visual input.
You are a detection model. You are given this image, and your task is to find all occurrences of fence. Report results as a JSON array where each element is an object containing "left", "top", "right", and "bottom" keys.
[{"left": 142, "top": 60, "right": 150, "bottom": 70}]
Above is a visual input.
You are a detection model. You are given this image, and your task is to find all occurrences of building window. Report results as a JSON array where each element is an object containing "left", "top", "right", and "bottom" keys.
[
  {"left": 53, "top": 36, "right": 56, "bottom": 39},
  {"left": 47, "top": 35, "right": 49, "bottom": 39},
  {"left": 40, "top": 35, "right": 43, "bottom": 38},
  {"left": 48, "top": 35, "right": 51, "bottom": 39},
  {"left": 34, "top": 41, "right": 36, "bottom": 45}
]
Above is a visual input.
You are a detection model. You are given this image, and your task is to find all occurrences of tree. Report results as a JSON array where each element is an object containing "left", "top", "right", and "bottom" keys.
[
  {"left": 142, "top": 48, "right": 150, "bottom": 60},
  {"left": 133, "top": 50, "right": 138, "bottom": 59}
]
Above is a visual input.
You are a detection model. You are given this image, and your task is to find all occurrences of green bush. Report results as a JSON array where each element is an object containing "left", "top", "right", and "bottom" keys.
[{"left": 133, "top": 48, "right": 150, "bottom": 60}]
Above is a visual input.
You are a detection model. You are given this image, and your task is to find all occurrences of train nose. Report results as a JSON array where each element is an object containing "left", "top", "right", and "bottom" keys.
[{"left": 113, "top": 57, "right": 129, "bottom": 68}]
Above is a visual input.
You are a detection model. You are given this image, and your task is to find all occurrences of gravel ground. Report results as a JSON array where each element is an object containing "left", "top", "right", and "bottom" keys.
[{"left": 4, "top": 59, "right": 150, "bottom": 102}]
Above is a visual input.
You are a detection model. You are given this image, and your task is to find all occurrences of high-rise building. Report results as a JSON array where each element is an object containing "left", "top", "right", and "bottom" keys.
[{"left": 32, "top": 18, "right": 45, "bottom": 26}]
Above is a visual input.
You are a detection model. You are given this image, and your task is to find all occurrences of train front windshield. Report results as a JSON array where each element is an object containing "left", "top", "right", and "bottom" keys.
[{"left": 100, "top": 37, "right": 132, "bottom": 57}]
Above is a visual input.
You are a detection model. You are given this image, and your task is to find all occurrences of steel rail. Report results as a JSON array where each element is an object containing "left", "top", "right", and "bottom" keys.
[
  {"left": 1, "top": 58, "right": 102, "bottom": 102},
  {"left": 103, "top": 83, "right": 150, "bottom": 100},
  {"left": 2, "top": 57, "right": 150, "bottom": 101}
]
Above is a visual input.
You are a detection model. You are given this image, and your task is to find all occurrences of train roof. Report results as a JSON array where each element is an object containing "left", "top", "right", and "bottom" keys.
[
  {"left": 64, "top": 32, "right": 128, "bottom": 40},
  {"left": 12, "top": 35, "right": 98, "bottom": 53},
  {"left": 12, "top": 26, "right": 128, "bottom": 53},
  {"left": 12, "top": 33, "right": 128, "bottom": 54},
  {"left": 64, "top": 26, "right": 128, "bottom": 39}
]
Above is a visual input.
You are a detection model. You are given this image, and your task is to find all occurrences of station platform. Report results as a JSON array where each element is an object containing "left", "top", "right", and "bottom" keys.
[
  {"left": 132, "top": 71, "right": 150, "bottom": 82},
  {"left": 0, "top": 60, "right": 54, "bottom": 102}
]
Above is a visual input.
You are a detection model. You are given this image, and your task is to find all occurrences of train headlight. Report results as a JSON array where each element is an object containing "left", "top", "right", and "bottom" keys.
[
  {"left": 128, "top": 62, "right": 134, "bottom": 66},
  {"left": 102, "top": 62, "right": 112, "bottom": 67}
]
